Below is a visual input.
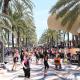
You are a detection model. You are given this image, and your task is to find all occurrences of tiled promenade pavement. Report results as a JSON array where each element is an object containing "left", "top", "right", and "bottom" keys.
[{"left": 0, "top": 55, "right": 80, "bottom": 80}]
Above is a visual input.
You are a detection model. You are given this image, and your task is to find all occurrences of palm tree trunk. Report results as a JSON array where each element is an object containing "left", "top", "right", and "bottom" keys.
[
  {"left": 12, "top": 26, "right": 14, "bottom": 48},
  {"left": 26, "top": 38, "right": 28, "bottom": 47},
  {"left": 2, "top": 0, "right": 10, "bottom": 47},
  {"left": 48, "top": 37, "right": 50, "bottom": 48},
  {"left": 51, "top": 36, "right": 53, "bottom": 48},
  {"left": 78, "top": 34, "right": 80, "bottom": 48},
  {"left": 7, "top": 30, "right": 9, "bottom": 48},
  {"left": 67, "top": 32, "right": 69, "bottom": 48},
  {"left": 57, "top": 33, "right": 59, "bottom": 48},
  {"left": 23, "top": 38, "right": 25, "bottom": 46},
  {"left": 1, "top": 0, "right": 10, "bottom": 63},
  {"left": 75, "top": 35, "right": 78, "bottom": 47},
  {"left": 17, "top": 29, "right": 20, "bottom": 48},
  {"left": 63, "top": 32, "right": 65, "bottom": 41},
  {"left": 0, "top": 41, "right": 4, "bottom": 63},
  {"left": 54, "top": 41, "right": 55, "bottom": 47},
  {"left": 79, "top": 33, "right": 80, "bottom": 42},
  {"left": 63, "top": 31, "right": 66, "bottom": 47},
  {"left": 72, "top": 35, "right": 75, "bottom": 47},
  {"left": 3, "top": 0, "right": 10, "bottom": 14}
]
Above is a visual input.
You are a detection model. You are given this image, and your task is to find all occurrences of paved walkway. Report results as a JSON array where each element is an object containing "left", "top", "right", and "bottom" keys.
[{"left": 0, "top": 55, "right": 80, "bottom": 80}]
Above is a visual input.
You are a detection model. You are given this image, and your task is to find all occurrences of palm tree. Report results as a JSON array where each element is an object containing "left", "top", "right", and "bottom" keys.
[
  {"left": 39, "top": 29, "right": 61, "bottom": 48},
  {"left": 0, "top": 0, "right": 34, "bottom": 48},
  {"left": 0, "top": 14, "right": 12, "bottom": 42},
  {"left": 50, "top": 0, "right": 80, "bottom": 48},
  {"left": 50, "top": 0, "right": 79, "bottom": 30},
  {"left": 1, "top": 0, "right": 33, "bottom": 14},
  {"left": 8, "top": 12, "right": 34, "bottom": 48},
  {"left": 24, "top": 25, "right": 37, "bottom": 47},
  {"left": 0, "top": 14, "right": 12, "bottom": 62},
  {"left": 9, "top": 0, "right": 33, "bottom": 48},
  {"left": 0, "top": 0, "right": 36, "bottom": 63}
]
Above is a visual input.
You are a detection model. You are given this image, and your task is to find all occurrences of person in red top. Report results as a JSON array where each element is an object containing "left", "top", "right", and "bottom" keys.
[{"left": 54, "top": 55, "right": 61, "bottom": 70}]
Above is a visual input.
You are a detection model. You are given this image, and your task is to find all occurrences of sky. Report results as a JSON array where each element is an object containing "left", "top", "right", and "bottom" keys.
[{"left": 33, "top": 0, "right": 57, "bottom": 40}]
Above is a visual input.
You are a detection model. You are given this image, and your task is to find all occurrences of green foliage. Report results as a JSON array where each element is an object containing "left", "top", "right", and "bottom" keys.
[
  {"left": 50, "top": 0, "right": 80, "bottom": 31},
  {"left": 0, "top": 0, "right": 37, "bottom": 47},
  {"left": 39, "top": 29, "right": 60, "bottom": 45},
  {"left": 50, "top": 0, "right": 71, "bottom": 14}
]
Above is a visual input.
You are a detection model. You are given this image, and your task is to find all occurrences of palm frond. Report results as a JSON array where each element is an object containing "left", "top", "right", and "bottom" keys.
[
  {"left": 21, "top": 0, "right": 34, "bottom": 11},
  {"left": 56, "top": 1, "right": 76, "bottom": 19},
  {"left": 61, "top": 5, "right": 79, "bottom": 27},
  {"left": 50, "top": 0, "right": 71, "bottom": 14}
]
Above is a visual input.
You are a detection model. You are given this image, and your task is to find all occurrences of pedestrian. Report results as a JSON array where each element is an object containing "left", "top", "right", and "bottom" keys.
[
  {"left": 22, "top": 54, "right": 30, "bottom": 79},
  {"left": 67, "top": 52, "right": 71, "bottom": 64},
  {"left": 35, "top": 50, "right": 39, "bottom": 64},
  {"left": 44, "top": 53, "right": 49, "bottom": 76},
  {"left": 20, "top": 49, "right": 24, "bottom": 63},
  {"left": 54, "top": 55, "right": 61, "bottom": 70},
  {"left": 12, "top": 49, "right": 19, "bottom": 71},
  {"left": 39, "top": 49, "right": 44, "bottom": 64},
  {"left": 51, "top": 48, "right": 55, "bottom": 58}
]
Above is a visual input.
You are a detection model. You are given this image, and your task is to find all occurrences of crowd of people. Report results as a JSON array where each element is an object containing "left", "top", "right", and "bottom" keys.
[{"left": 5, "top": 47, "right": 80, "bottom": 79}]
